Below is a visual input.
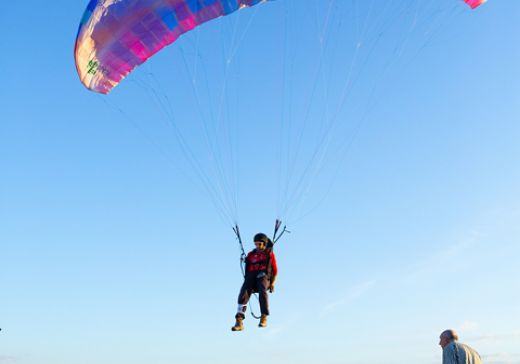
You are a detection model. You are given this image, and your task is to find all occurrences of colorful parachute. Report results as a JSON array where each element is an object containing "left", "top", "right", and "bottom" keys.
[
  {"left": 75, "top": 0, "right": 486, "bottom": 94},
  {"left": 75, "top": 0, "right": 269, "bottom": 94}
]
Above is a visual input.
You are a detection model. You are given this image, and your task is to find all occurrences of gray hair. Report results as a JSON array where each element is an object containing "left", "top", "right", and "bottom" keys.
[{"left": 441, "top": 329, "right": 459, "bottom": 341}]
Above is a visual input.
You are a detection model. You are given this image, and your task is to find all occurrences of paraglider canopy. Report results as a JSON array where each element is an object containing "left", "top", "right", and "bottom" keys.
[
  {"left": 75, "top": 0, "right": 486, "bottom": 95},
  {"left": 75, "top": 0, "right": 270, "bottom": 94}
]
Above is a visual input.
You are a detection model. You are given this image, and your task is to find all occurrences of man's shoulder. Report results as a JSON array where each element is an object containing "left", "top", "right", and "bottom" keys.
[
  {"left": 448, "top": 342, "right": 482, "bottom": 363},
  {"left": 459, "top": 342, "right": 482, "bottom": 360}
]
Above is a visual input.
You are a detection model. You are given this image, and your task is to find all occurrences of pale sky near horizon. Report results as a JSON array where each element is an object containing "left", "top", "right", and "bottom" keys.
[{"left": 1, "top": 1, "right": 519, "bottom": 364}]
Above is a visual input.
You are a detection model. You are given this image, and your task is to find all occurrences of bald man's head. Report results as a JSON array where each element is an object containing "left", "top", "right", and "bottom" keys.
[{"left": 439, "top": 329, "right": 459, "bottom": 348}]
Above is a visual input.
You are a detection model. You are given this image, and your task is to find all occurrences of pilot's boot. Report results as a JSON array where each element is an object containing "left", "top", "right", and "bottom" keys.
[
  {"left": 231, "top": 316, "right": 244, "bottom": 332},
  {"left": 258, "top": 314, "right": 268, "bottom": 328}
]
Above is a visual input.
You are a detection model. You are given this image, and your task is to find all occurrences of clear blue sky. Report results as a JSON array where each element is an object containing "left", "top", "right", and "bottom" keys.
[{"left": 1, "top": 1, "right": 519, "bottom": 364}]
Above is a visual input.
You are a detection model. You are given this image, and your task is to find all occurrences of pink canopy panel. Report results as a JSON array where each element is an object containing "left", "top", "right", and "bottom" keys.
[{"left": 464, "top": 0, "right": 486, "bottom": 9}]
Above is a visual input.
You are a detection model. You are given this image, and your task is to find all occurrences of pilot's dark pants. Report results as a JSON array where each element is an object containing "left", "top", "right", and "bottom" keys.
[{"left": 236, "top": 273, "right": 270, "bottom": 318}]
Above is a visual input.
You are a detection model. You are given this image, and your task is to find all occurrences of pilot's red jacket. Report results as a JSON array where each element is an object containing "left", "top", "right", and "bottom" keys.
[{"left": 245, "top": 249, "right": 277, "bottom": 277}]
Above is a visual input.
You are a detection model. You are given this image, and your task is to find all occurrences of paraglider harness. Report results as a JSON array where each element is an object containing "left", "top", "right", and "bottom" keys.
[{"left": 233, "top": 219, "right": 289, "bottom": 319}]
